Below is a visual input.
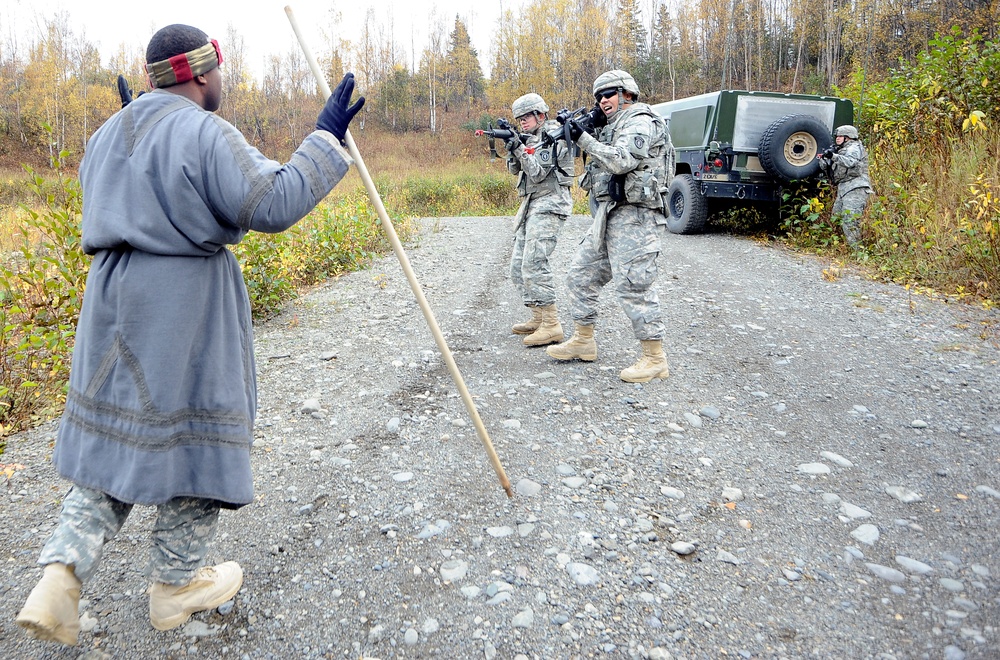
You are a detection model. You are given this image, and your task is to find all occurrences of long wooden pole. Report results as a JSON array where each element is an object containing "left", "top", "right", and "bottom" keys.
[{"left": 284, "top": 6, "right": 512, "bottom": 498}]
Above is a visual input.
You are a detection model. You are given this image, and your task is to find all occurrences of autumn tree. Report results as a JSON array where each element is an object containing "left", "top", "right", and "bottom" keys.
[
  {"left": 415, "top": 14, "right": 448, "bottom": 132},
  {"left": 614, "top": 0, "right": 647, "bottom": 83},
  {"left": 442, "top": 17, "right": 485, "bottom": 118},
  {"left": 375, "top": 65, "right": 415, "bottom": 131}
]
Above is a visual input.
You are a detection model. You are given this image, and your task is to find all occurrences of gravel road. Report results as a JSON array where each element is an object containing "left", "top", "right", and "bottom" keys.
[{"left": 2, "top": 214, "right": 999, "bottom": 660}]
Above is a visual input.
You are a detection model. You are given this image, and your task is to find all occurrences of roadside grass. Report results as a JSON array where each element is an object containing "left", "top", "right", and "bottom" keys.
[{"left": 863, "top": 128, "right": 999, "bottom": 304}]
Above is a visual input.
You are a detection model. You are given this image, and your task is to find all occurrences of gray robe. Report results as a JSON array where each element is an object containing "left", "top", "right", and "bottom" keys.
[{"left": 54, "top": 89, "right": 351, "bottom": 507}]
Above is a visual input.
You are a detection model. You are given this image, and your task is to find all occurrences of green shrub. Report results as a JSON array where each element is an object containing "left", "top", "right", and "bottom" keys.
[
  {"left": 233, "top": 196, "right": 409, "bottom": 319},
  {"left": 854, "top": 28, "right": 1000, "bottom": 302},
  {"left": 473, "top": 172, "right": 518, "bottom": 212},
  {"left": 777, "top": 182, "right": 848, "bottom": 251},
  {"left": 379, "top": 172, "right": 520, "bottom": 217},
  {"left": 402, "top": 177, "right": 458, "bottom": 216},
  {"left": 1, "top": 157, "right": 86, "bottom": 438}
]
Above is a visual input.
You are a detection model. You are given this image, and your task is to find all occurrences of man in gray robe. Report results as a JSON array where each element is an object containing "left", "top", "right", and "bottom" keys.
[{"left": 16, "top": 23, "right": 363, "bottom": 645}]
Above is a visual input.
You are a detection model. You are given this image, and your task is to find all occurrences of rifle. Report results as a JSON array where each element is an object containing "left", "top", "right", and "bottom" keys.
[
  {"left": 544, "top": 104, "right": 607, "bottom": 163},
  {"left": 474, "top": 118, "right": 534, "bottom": 161},
  {"left": 475, "top": 105, "right": 602, "bottom": 161},
  {"left": 818, "top": 145, "right": 837, "bottom": 180},
  {"left": 553, "top": 104, "right": 606, "bottom": 139}
]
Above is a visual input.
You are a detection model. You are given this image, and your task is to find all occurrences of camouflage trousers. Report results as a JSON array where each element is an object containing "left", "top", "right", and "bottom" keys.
[
  {"left": 833, "top": 187, "right": 871, "bottom": 247},
  {"left": 510, "top": 211, "right": 565, "bottom": 307},
  {"left": 565, "top": 204, "right": 665, "bottom": 340},
  {"left": 37, "top": 485, "right": 221, "bottom": 585}
]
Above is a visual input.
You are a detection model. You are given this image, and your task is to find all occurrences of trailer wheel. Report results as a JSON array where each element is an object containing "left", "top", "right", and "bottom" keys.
[
  {"left": 665, "top": 174, "right": 708, "bottom": 234},
  {"left": 758, "top": 114, "right": 832, "bottom": 183}
]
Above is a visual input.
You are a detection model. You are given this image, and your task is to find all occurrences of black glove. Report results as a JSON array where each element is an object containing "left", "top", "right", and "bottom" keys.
[
  {"left": 589, "top": 102, "right": 607, "bottom": 130},
  {"left": 822, "top": 146, "right": 836, "bottom": 159},
  {"left": 317, "top": 73, "right": 366, "bottom": 145},
  {"left": 505, "top": 136, "right": 522, "bottom": 153},
  {"left": 117, "top": 75, "right": 133, "bottom": 108},
  {"left": 567, "top": 119, "right": 584, "bottom": 141}
]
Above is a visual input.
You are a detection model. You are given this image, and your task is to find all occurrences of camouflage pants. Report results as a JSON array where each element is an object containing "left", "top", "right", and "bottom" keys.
[
  {"left": 510, "top": 211, "right": 565, "bottom": 307},
  {"left": 833, "top": 187, "right": 871, "bottom": 247},
  {"left": 37, "top": 485, "right": 221, "bottom": 585},
  {"left": 565, "top": 204, "right": 665, "bottom": 340}
]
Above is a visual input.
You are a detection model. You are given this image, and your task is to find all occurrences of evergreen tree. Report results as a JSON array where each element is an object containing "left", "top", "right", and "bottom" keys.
[
  {"left": 443, "top": 16, "right": 485, "bottom": 117},
  {"left": 614, "top": 0, "right": 646, "bottom": 74}
]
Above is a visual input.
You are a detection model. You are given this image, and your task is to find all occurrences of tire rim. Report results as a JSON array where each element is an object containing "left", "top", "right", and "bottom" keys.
[
  {"left": 783, "top": 131, "right": 818, "bottom": 167},
  {"left": 670, "top": 190, "right": 684, "bottom": 217}
]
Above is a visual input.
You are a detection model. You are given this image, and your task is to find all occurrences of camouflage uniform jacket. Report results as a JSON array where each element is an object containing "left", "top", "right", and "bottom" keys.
[
  {"left": 507, "top": 119, "right": 574, "bottom": 217},
  {"left": 829, "top": 139, "right": 873, "bottom": 196},
  {"left": 576, "top": 103, "right": 671, "bottom": 210}
]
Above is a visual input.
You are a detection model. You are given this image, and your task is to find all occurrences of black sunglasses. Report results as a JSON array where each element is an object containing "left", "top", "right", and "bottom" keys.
[{"left": 595, "top": 88, "right": 619, "bottom": 101}]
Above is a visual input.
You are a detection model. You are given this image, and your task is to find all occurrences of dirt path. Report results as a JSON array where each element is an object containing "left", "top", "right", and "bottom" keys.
[{"left": 2, "top": 215, "right": 998, "bottom": 659}]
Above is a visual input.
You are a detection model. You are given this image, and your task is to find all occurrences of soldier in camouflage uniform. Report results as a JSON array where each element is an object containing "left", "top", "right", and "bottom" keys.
[
  {"left": 546, "top": 70, "right": 674, "bottom": 383},
  {"left": 818, "top": 125, "right": 873, "bottom": 247},
  {"left": 506, "top": 93, "right": 575, "bottom": 346}
]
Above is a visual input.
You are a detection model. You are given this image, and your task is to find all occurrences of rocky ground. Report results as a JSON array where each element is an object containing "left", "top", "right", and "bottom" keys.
[{"left": 1, "top": 214, "right": 998, "bottom": 660}]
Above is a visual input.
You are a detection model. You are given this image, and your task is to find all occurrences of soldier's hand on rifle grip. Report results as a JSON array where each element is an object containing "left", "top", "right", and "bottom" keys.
[
  {"left": 566, "top": 119, "right": 585, "bottom": 142},
  {"left": 590, "top": 103, "right": 607, "bottom": 130}
]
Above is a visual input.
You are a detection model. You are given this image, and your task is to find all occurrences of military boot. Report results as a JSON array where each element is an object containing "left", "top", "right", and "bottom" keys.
[
  {"left": 620, "top": 340, "right": 670, "bottom": 383},
  {"left": 523, "top": 304, "right": 564, "bottom": 346},
  {"left": 545, "top": 323, "right": 597, "bottom": 361},
  {"left": 149, "top": 561, "right": 243, "bottom": 631},
  {"left": 15, "top": 563, "right": 82, "bottom": 646},
  {"left": 511, "top": 306, "right": 542, "bottom": 335}
]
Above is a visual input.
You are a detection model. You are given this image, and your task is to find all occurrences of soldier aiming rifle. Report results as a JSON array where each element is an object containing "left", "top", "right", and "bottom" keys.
[{"left": 817, "top": 124, "right": 873, "bottom": 248}]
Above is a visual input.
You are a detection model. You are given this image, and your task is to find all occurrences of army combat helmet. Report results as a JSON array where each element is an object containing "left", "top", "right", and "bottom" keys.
[
  {"left": 511, "top": 93, "right": 548, "bottom": 120},
  {"left": 593, "top": 69, "right": 640, "bottom": 101},
  {"left": 834, "top": 125, "right": 859, "bottom": 139}
]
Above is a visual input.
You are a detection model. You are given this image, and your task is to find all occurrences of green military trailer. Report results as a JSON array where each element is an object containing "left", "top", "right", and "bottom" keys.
[{"left": 650, "top": 90, "right": 855, "bottom": 234}]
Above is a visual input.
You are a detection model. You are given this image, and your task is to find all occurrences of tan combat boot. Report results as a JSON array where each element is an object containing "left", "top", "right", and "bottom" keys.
[
  {"left": 620, "top": 340, "right": 670, "bottom": 383},
  {"left": 149, "top": 561, "right": 243, "bottom": 631},
  {"left": 523, "top": 304, "right": 564, "bottom": 346},
  {"left": 512, "top": 306, "right": 542, "bottom": 335},
  {"left": 15, "top": 563, "right": 82, "bottom": 646},
  {"left": 545, "top": 323, "right": 597, "bottom": 361}
]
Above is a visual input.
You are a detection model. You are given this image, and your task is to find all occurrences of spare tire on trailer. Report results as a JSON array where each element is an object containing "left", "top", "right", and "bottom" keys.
[
  {"left": 665, "top": 174, "right": 708, "bottom": 234},
  {"left": 758, "top": 114, "right": 832, "bottom": 183}
]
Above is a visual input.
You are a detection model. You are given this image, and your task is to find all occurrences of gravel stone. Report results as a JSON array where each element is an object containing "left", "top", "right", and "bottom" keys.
[{"left": 1, "top": 216, "right": 997, "bottom": 658}]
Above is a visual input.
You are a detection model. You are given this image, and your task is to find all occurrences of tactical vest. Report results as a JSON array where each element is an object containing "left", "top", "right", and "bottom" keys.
[
  {"left": 516, "top": 120, "right": 574, "bottom": 197},
  {"left": 831, "top": 140, "right": 872, "bottom": 195},
  {"left": 581, "top": 104, "right": 672, "bottom": 209}
]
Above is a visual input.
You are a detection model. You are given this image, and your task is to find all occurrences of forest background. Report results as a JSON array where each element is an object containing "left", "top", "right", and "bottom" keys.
[{"left": 0, "top": 0, "right": 999, "bottom": 440}]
